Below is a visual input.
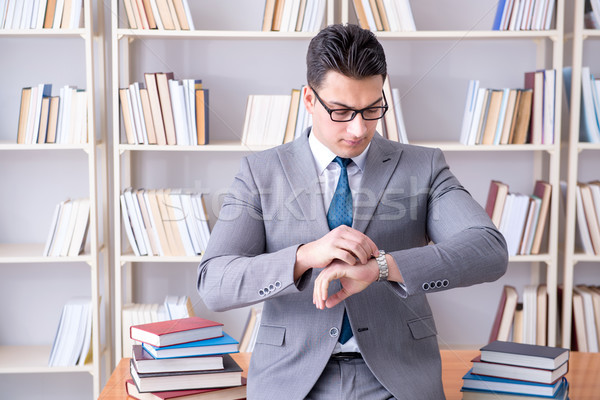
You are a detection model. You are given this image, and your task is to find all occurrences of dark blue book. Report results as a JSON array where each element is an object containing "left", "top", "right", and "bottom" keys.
[
  {"left": 462, "top": 376, "right": 569, "bottom": 400},
  {"left": 142, "top": 331, "right": 238, "bottom": 359},
  {"left": 462, "top": 369, "right": 564, "bottom": 397}
]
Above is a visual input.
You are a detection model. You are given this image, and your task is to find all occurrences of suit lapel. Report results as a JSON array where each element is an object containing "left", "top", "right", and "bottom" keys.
[
  {"left": 277, "top": 129, "right": 331, "bottom": 237},
  {"left": 353, "top": 134, "right": 402, "bottom": 233}
]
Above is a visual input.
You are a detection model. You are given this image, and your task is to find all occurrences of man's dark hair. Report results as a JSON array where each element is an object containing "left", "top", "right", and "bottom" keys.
[{"left": 306, "top": 24, "right": 387, "bottom": 90}]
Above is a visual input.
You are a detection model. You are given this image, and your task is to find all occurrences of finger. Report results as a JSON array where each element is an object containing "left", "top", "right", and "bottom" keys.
[
  {"left": 325, "top": 288, "right": 350, "bottom": 309},
  {"left": 337, "top": 227, "right": 379, "bottom": 259},
  {"left": 332, "top": 248, "right": 357, "bottom": 265}
]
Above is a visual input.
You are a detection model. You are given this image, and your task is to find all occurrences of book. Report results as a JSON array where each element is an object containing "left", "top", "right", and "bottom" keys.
[
  {"left": 463, "top": 369, "right": 565, "bottom": 396},
  {"left": 530, "top": 180, "right": 551, "bottom": 254},
  {"left": 510, "top": 89, "right": 532, "bottom": 144},
  {"left": 524, "top": 70, "right": 544, "bottom": 144},
  {"left": 126, "top": 377, "right": 247, "bottom": 400},
  {"left": 480, "top": 341, "right": 569, "bottom": 370},
  {"left": 471, "top": 355, "right": 567, "bottom": 384},
  {"left": 132, "top": 345, "right": 224, "bottom": 374},
  {"left": 142, "top": 332, "right": 238, "bottom": 359},
  {"left": 195, "top": 88, "right": 209, "bottom": 145},
  {"left": 462, "top": 370, "right": 566, "bottom": 397},
  {"left": 489, "top": 285, "right": 518, "bottom": 342},
  {"left": 131, "top": 316, "right": 223, "bottom": 348},
  {"left": 485, "top": 180, "right": 509, "bottom": 228},
  {"left": 130, "top": 353, "right": 243, "bottom": 393}
]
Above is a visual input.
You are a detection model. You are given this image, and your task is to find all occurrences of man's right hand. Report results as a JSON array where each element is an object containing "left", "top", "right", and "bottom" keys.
[{"left": 294, "top": 225, "right": 379, "bottom": 280}]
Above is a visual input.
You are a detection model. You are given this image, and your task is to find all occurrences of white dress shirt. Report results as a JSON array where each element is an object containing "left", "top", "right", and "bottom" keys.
[{"left": 308, "top": 131, "right": 370, "bottom": 354}]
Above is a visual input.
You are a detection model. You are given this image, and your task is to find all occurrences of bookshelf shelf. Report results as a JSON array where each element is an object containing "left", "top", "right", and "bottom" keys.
[
  {"left": 0, "top": 345, "right": 94, "bottom": 374},
  {"left": 120, "top": 254, "right": 203, "bottom": 263},
  {"left": 0, "top": 1, "right": 109, "bottom": 398},
  {"left": 118, "top": 141, "right": 273, "bottom": 153},
  {"left": 412, "top": 142, "right": 559, "bottom": 152}
]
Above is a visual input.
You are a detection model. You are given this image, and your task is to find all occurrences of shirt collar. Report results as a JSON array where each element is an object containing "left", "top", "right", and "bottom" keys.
[{"left": 308, "top": 129, "right": 370, "bottom": 175}]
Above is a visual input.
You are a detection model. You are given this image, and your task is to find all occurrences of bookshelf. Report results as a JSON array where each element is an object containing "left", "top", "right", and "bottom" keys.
[
  {"left": 110, "top": 0, "right": 565, "bottom": 362},
  {"left": 0, "top": 1, "right": 109, "bottom": 398},
  {"left": 340, "top": 0, "right": 564, "bottom": 347},
  {"left": 561, "top": 0, "right": 600, "bottom": 350}
]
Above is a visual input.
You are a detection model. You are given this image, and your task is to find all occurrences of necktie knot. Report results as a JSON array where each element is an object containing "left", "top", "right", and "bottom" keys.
[{"left": 333, "top": 156, "right": 352, "bottom": 169}]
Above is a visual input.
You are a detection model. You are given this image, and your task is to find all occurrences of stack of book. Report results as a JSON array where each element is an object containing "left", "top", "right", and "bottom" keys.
[
  {"left": 48, "top": 297, "right": 92, "bottom": 367},
  {"left": 0, "top": 0, "right": 83, "bottom": 30},
  {"left": 461, "top": 341, "right": 569, "bottom": 399},
  {"left": 492, "top": 0, "right": 556, "bottom": 31},
  {"left": 43, "top": 198, "right": 91, "bottom": 257},
  {"left": 485, "top": 180, "right": 552, "bottom": 256},
  {"left": 17, "top": 84, "right": 88, "bottom": 145},
  {"left": 262, "top": 0, "right": 326, "bottom": 32},
  {"left": 127, "top": 316, "right": 246, "bottom": 399},
  {"left": 122, "top": 0, "right": 195, "bottom": 30},
  {"left": 460, "top": 69, "right": 556, "bottom": 146},
  {"left": 566, "top": 66, "right": 600, "bottom": 143},
  {"left": 353, "top": 0, "right": 416, "bottom": 32},
  {"left": 120, "top": 188, "right": 210, "bottom": 257},
  {"left": 119, "top": 73, "right": 209, "bottom": 146},
  {"left": 122, "top": 295, "right": 196, "bottom": 358}
]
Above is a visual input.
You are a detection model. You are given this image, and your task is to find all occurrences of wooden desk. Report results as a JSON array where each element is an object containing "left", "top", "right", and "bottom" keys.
[{"left": 99, "top": 350, "right": 600, "bottom": 399}]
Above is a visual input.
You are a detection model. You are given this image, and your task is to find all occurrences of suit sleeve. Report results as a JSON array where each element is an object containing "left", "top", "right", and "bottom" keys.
[
  {"left": 197, "top": 157, "right": 309, "bottom": 312},
  {"left": 388, "top": 148, "right": 508, "bottom": 298}
]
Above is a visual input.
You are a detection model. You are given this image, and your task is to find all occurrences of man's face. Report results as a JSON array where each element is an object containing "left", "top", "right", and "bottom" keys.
[{"left": 304, "top": 71, "right": 385, "bottom": 159}]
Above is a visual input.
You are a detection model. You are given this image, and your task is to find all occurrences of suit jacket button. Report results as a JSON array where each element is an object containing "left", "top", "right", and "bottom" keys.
[
  {"left": 329, "top": 327, "right": 339, "bottom": 338},
  {"left": 436, "top": 280, "right": 443, "bottom": 288},
  {"left": 442, "top": 279, "right": 449, "bottom": 287},
  {"left": 422, "top": 282, "right": 430, "bottom": 291},
  {"left": 269, "top": 284, "right": 275, "bottom": 291},
  {"left": 275, "top": 281, "right": 282, "bottom": 288},
  {"left": 258, "top": 289, "right": 265, "bottom": 296}
]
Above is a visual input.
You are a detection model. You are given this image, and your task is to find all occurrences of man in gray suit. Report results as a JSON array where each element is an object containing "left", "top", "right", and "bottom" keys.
[{"left": 197, "top": 24, "right": 508, "bottom": 399}]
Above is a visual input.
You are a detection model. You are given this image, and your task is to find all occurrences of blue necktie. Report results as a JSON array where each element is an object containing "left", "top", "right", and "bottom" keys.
[{"left": 327, "top": 157, "right": 353, "bottom": 344}]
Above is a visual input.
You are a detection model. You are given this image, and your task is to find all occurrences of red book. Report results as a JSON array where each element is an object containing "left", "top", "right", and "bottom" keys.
[
  {"left": 130, "top": 317, "right": 224, "bottom": 348},
  {"left": 125, "top": 378, "right": 247, "bottom": 400}
]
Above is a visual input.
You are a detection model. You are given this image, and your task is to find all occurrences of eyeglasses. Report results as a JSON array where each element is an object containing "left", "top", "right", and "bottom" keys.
[{"left": 310, "top": 86, "right": 389, "bottom": 122}]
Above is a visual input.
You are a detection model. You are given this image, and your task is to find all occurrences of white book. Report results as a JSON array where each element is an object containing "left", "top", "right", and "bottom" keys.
[
  {"left": 123, "top": 188, "right": 148, "bottom": 256},
  {"left": 280, "top": 0, "right": 294, "bottom": 32},
  {"left": 395, "top": 0, "right": 416, "bottom": 31},
  {"left": 29, "top": 0, "right": 40, "bottom": 28},
  {"left": 383, "top": 0, "right": 400, "bottom": 31},
  {"left": 191, "top": 193, "right": 211, "bottom": 251},
  {"left": 512, "top": 0, "right": 526, "bottom": 30},
  {"left": 246, "top": 95, "right": 269, "bottom": 146},
  {"left": 43, "top": 202, "right": 63, "bottom": 256},
  {"left": 131, "top": 188, "right": 153, "bottom": 255},
  {"left": 508, "top": 193, "right": 531, "bottom": 256},
  {"left": 141, "top": 190, "right": 163, "bottom": 256},
  {"left": 130, "top": 83, "right": 147, "bottom": 144},
  {"left": 120, "top": 194, "right": 141, "bottom": 256},
  {"left": 68, "top": 198, "right": 90, "bottom": 256},
  {"left": 581, "top": 67, "right": 600, "bottom": 143},
  {"left": 543, "top": 0, "right": 555, "bottom": 30},
  {"left": 522, "top": 285, "right": 537, "bottom": 345},
  {"left": 179, "top": 191, "right": 203, "bottom": 254},
  {"left": 77, "top": 300, "right": 93, "bottom": 365},
  {"left": 32, "top": 84, "right": 53, "bottom": 144},
  {"left": 149, "top": 0, "right": 164, "bottom": 29},
  {"left": 286, "top": 0, "right": 302, "bottom": 32},
  {"left": 124, "top": 88, "right": 139, "bottom": 144},
  {"left": 59, "top": 86, "right": 74, "bottom": 143},
  {"left": 241, "top": 95, "right": 254, "bottom": 145},
  {"left": 183, "top": 79, "right": 197, "bottom": 146},
  {"left": 19, "top": 0, "right": 33, "bottom": 29},
  {"left": 267, "top": 95, "right": 291, "bottom": 146},
  {"left": 574, "top": 286, "right": 599, "bottom": 352},
  {"left": 300, "top": 0, "right": 313, "bottom": 32},
  {"left": 466, "top": 87, "right": 487, "bottom": 145},
  {"left": 507, "top": 0, "right": 521, "bottom": 30},
  {"left": 181, "top": 0, "right": 194, "bottom": 30},
  {"left": 69, "top": 0, "right": 81, "bottom": 28},
  {"left": 11, "top": 0, "right": 25, "bottom": 29},
  {"left": 169, "top": 190, "right": 196, "bottom": 256},
  {"left": 24, "top": 85, "right": 39, "bottom": 144},
  {"left": 50, "top": 199, "right": 73, "bottom": 257},
  {"left": 493, "top": 88, "right": 510, "bottom": 145},
  {"left": 519, "top": 0, "right": 533, "bottom": 30},
  {"left": 589, "top": 183, "right": 600, "bottom": 233},
  {"left": 35, "top": 0, "right": 48, "bottom": 29},
  {"left": 520, "top": 196, "right": 541, "bottom": 255},
  {"left": 1, "top": 0, "right": 13, "bottom": 29},
  {"left": 49, "top": 301, "right": 72, "bottom": 366},
  {"left": 169, "top": 79, "right": 190, "bottom": 145},
  {"left": 498, "top": 193, "right": 514, "bottom": 254},
  {"left": 294, "top": 87, "right": 308, "bottom": 139},
  {"left": 361, "top": 0, "right": 377, "bottom": 31},
  {"left": 459, "top": 80, "right": 480, "bottom": 145},
  {"left": 64, "top": 299, "right": 88, "bottom": 366},
  {"left": 542, "top": 69, "right": 555, "bottom": 144},
  {"left": 52, "top": 0, "right": 65, "bottom": 28},
  {"left": 310, "top": 0, "right": 326, "bottom": 32},
  {"left": 59, "top": 197, "right": 80, "bottom": 256},
  {"left": 576, "top": 185, "right": 595, "bottom": 254},
  {"left": 531, "top": 0, "right": 546, "bottom": 30},
  {"left": 499, "top": 0, "right": 515, "bottom": 30},
  {"left": 391, "top": 88, "right": 409, "bottom": 144}
]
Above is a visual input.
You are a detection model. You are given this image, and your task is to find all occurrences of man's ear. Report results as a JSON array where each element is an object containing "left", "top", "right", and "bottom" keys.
[{"left": 302, "top": 85, "right": 315, "bottom": 115}]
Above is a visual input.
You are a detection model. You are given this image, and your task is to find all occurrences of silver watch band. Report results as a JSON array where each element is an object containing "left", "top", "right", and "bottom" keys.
[{"left": 376, "top": 250, "right": 388, "bottom": 281}]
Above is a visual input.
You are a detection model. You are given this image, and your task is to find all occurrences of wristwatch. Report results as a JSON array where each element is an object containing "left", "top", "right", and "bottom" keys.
[{"left": 376, "top": 250, "right": 388, "bottom": 281}]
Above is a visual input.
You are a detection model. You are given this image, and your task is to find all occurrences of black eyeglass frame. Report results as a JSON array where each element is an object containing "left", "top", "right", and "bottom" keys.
[{"left": 310, "top": 86, "right": 389, "bottom": 122}]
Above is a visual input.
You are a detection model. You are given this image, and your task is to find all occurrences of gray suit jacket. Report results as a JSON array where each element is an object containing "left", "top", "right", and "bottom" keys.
[{"left": 197, "top": 129, "right": 508, "bottom": 399}]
